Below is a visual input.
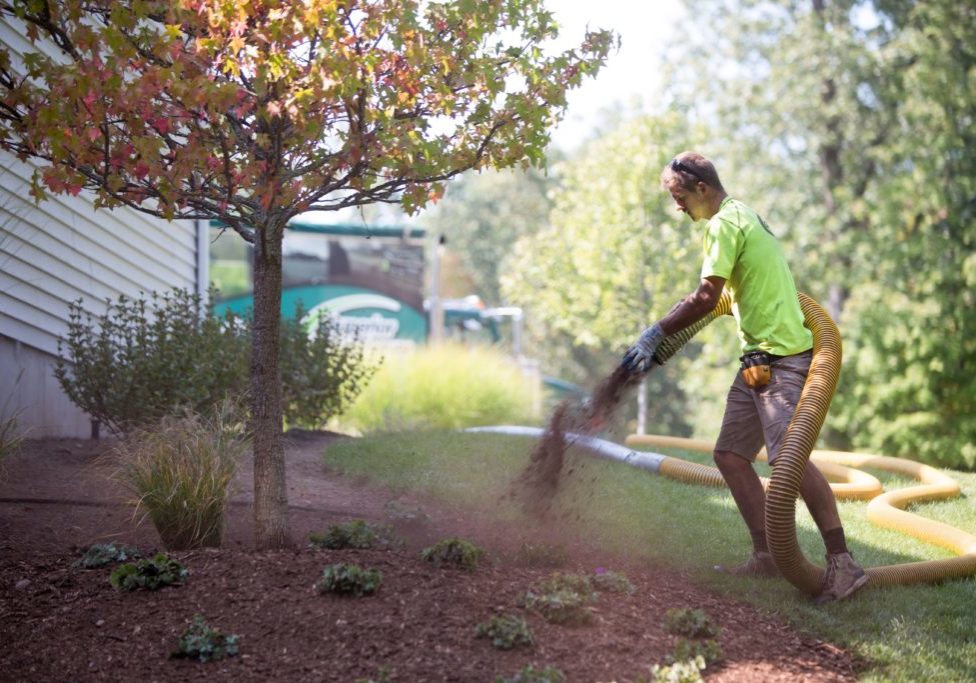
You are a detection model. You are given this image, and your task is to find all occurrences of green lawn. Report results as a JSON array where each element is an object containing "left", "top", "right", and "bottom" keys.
[{"left": 324, "top": 431, "right": 976, "bottom": 682}]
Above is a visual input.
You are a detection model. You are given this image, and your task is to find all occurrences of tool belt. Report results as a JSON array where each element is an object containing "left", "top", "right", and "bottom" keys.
[{"left": 739, "top": 350, "right": 777, "bottom": 389}]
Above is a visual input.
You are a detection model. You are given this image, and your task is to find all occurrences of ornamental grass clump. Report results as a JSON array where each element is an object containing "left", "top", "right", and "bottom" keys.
[
  {"left": 109, "top": 553, "right": 187, "bottom": 591},
  {"left": 419, "top": 538, "right": 485, "bottom": 570},
  {"left": 113, "top": 405, "right": 248, "bottom": 550},
  {"left": 315, "top": 563, "right": 382, "bottom": 596},
  {"left": 475, "top": 613, "right": 535, "bottom": 650},
  {"left": 171, "top": 615, "right": 240, "bottom": 662},
  {"left": 591, "top": 568, "right": 636, "bottom": 594}
]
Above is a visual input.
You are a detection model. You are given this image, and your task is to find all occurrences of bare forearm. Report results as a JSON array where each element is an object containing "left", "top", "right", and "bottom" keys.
[{"left": 658, "top": 276, "right": 725, "bottom": 336}]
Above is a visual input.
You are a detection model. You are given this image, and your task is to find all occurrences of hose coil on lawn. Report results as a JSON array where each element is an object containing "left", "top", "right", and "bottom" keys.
[{"left": 649, "top": 291, "right": 976, "bottom": 593}]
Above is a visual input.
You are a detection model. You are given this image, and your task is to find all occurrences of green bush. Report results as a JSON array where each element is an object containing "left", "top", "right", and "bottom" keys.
[
  {"left": 171, "top": 615, "right": 240, "bottom": 662},
  {"left": 308, "top": 520, "right": 398, "bottom": 550},
  {"left": 475, "top": 613, "right": 534, "bottom": 650},
  {"left": 495, "top": 664, "right": 565, "bottom": 683},
  {"left": 337, "top": 343, "right": 539, "bottom": 433},
  {"left": 591, "top": 569, "right": 636, "bottom": 594},
  {"left": 281, "top": 304, "right": 380, "bottom": 429},
  {"left": 73, "top": 542, "right": 140, "bottom": 568},
  {"left": 114, "top": 406, "right": 246, "bottom": 550},
  {"left": 54, "top": 288, "right": 379, "bottom": 433},
  {"left": 54, "top": 289, "right": 249, "bottom": 434},
  {"left": 645, "top": 656, "right": 706, "bottom": 683},
  {"left": 669, "top": 638, "right": 723, "bottom": 666},
  {"left": 315, "top": 563, "right": 383, "bottom": 596},
  {"left": 109, "top": 553, "right": 187, "bottom": 591},
  {"left": 419, "top": 538, "right": 485, "bottom": 570},
  {"left": 664, "top": 608, "right": 720, "bottom": 639}
]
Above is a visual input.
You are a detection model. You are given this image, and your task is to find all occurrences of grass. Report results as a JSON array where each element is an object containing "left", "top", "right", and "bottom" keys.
[
  {"left": 323, "top": 431, "right": 976, "bottom": 682},
  {"left": 334, "top": 343, "right": 541, "bottom": 434},
  {"left": 113, "top": 407, "right": 248, "bottom": 550}
]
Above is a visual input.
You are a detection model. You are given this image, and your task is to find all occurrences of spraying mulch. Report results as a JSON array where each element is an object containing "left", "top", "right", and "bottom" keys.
[{"left": 509, "top": 364, "right": 643, "bottom": 515}]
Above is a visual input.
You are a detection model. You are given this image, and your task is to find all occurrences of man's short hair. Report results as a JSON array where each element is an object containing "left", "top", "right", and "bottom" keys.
[{"left": 660, "top": 152, "right": 725, "bottom": 192}]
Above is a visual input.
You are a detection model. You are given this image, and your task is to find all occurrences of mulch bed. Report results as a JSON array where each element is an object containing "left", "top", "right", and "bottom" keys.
[{"left": 0, "top": 435, "right": 859, "bottom": 682}]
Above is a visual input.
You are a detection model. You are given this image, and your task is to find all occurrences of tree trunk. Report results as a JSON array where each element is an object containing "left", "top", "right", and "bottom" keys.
[{"left": 250, "top": 222, "right": 290, "bottom": 549}]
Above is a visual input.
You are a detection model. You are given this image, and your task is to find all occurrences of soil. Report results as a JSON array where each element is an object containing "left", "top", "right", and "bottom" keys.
[{"left": 0, "top": 432, "right": 859, "bottom": 682}]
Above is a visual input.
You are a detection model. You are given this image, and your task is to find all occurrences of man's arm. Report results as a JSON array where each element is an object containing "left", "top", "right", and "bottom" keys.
[
  {"left": 622, "top": 275, "right": 727, "bottom": 373},
  {"left": 658, "top": 275, "right": 726, "bottom": 336}
]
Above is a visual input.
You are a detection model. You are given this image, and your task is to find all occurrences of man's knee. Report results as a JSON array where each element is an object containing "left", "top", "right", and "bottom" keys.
[{"left": 714, "top": 449, "right": 750, "bottom": 471}]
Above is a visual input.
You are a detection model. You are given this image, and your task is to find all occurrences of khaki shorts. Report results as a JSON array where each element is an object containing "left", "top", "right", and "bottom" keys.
[{"left": 715, "top": 350, "right": 813, "bottom": 464}]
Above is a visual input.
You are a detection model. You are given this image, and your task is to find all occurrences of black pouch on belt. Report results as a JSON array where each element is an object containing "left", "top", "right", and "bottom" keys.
[{"left": 739, "top": 350, "right": 772, "bottom": 389}]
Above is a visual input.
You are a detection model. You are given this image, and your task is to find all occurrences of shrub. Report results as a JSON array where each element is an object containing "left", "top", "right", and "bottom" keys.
[
  {"left": 109, "top": 553, "right": 187, "bottom": 591},
  {"left": 591, "top": 569, "right": 636, "bottom": 594},
  {"left": 54, "top": 289, "right": 249, "bottom": 434},
  {"left": 54, "top": 288, "right": 379, "bottom": 433},
  {"left": 645, "top": 656, "right": 706, "bottom": 683},
  {"left": 419, "top": 538, "right": 485, "bottom": 570},
  {"left": 114, "top": 406, "right": 246, "bottom": 550},
  {"left": 521, "top": 573, "right": 596, "bottom": 626},
  {"left": 669, "top": 638, "right": 723, "bottom": 666},
  {"left": 337, "top": 342, "right": 539, "bottom": 433},
  {"left": 315, "top": 563, "right": 382, "bottom": 596},
  {"left": 664, "top": 608, "right": 720, "bottom": 639},
  {"left": 73, "top": 542, "right": 140, "bottom": 568},
  {"left": 495, "top": 664, "right": 565, "bottom": 683},
  {"left": 475, "top": 613, "right": 535, "bottom": 650},
  {"left": 171, "top": 615, "right": 240, "bottom": 662},
  {"left": 309, "top": 520, "right": 398, "bottom": 550},
  {"left": 280, "top": 303, "right": 380, "bottom": 429}
]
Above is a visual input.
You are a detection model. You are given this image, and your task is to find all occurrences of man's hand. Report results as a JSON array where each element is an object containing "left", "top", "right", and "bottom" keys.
[{"left": 622, "top": 323, "right": 665, "bottom": 373}]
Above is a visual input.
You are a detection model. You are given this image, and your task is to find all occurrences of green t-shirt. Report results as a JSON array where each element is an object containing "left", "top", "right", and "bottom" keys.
[{"left": 700, "top": 197, "right": 813, "bottom": 356}]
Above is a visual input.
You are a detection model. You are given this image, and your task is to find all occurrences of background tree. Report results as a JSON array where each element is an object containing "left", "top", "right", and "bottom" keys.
[
  {"left": 502, "top": 112, "right": 738, "bottom": 435},
  {"left": 658, "top": 0, "right": 975, "bottom": 467},
  {"left": 0, "top": 0, "right": 615, "bottom": 546}
]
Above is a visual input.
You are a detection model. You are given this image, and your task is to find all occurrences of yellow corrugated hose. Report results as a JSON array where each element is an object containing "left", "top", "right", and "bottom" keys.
[{"left": 630, "top": 291, "right": 976, "bottom": 593}]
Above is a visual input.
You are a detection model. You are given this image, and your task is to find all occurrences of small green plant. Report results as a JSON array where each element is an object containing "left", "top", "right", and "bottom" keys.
[
  {"left": 514, "top": 540, "right": 568, "bottom": 568},
  {"left": 645, "top": 656, "right": 706, "bottom": 683},
  {"left": 419, "top": 538, "right": 485, "bottom": 570},
  {"left": 315, "top": 563, "right": 382, "bottom": 596},
  {"left": 669, "top": 638, "right": 723, "bottom": 666},
  {"left": 591, "top": 568, "right": 636, "bottom": 594},
  {"left": 73, "top": 542, "right": 141, "bottom": 568},
  {"left": 664, "top": 608, "right": 720, "bottom": 639},
  {"left": 353, "top": 668, "right": 391, "bottom": 683},
  {"left": 495, "top": 664, "right": 566, "bottom": 683},
  {"left": 521, "top": 573, "right": 596, "bottom": 626},
  {"left": 114, "top": 405, "right": 247, "bottom": 550},
  {"left": 475, "top": 613, "right": 535, "bottom": 650},
  {"left": 309, "top": 520, "right": 398, "bottom": 550},
  {"left": 171, "top": 614, "right": 240, "bottom": 662},
  {"left": 109, "top": 553, "right": 187, "bottom": 591}
]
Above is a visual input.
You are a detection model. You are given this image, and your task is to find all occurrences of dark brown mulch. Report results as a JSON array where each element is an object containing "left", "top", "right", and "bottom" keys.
[{"left": 0, "top": 434, "right": 858, "bottom": 682}]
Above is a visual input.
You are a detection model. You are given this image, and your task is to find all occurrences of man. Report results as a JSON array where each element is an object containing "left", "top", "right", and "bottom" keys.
[{"left": 622, "top": 152, "right": 868, "bottom": 604}]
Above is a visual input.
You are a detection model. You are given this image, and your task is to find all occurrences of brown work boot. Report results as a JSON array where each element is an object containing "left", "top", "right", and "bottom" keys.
[
  {"left": 714, "top": 551, "right": 780, "bottom": 578},
  {"left": 815, "top": 552, "right": 869, "bottom": 604}
]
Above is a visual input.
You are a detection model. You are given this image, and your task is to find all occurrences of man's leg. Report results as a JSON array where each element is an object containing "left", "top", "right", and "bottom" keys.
[{"left": 714, "top": 450, "right": 767, "bottom": 552}]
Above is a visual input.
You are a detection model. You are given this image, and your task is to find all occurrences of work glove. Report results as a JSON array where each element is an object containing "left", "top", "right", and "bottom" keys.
[{"left": 622, "top": 323, "right": 665, "bottom": 374}]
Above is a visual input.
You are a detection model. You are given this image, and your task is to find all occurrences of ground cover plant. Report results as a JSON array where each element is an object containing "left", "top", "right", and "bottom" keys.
[
  {"left": 308, "top": 520, "right": 398, "bottom": 550},
  {"left": 419, "top": 538, "right": 486, "bottom": 570},
  {"left": 171, "top": 615, "right": 240, "bottom": 663},
  {"left": 315, "top": 563, "right": 383, "bottom": 596},
  {"left": 496, "top": 664, "right": 566, "bottom": 682},
  {"left": 475, "top": 613, "right": 535, "bottom": 650},
  {"left": 324, "top": 430, "right": 976, "bottom": 682},
  {"left": 109, "top": 554, "right": 187, "bottom": 591},
  {"left": 73, "top": 542, "right": 141, "bottom": 569}
]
